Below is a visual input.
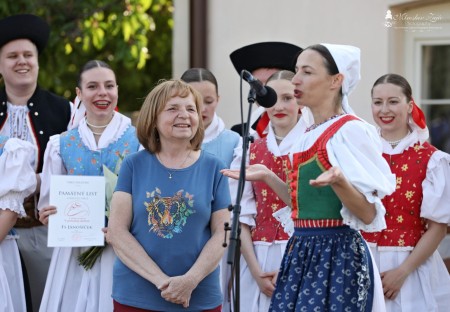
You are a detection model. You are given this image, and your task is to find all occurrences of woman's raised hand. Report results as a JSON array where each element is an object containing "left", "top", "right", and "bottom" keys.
[
  {"left": 221, "top": 164, "right": 270, "bottom": 182},
  {"left": 309, "top": 166, "right": 344, "bottom": 187}
]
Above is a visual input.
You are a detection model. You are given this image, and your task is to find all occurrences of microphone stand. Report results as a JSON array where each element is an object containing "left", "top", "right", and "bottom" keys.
[{"left": 225, "top": 88, "right": 256, "bottom": 312}]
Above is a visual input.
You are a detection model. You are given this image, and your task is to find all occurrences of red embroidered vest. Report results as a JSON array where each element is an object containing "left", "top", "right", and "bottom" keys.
[
  {"left": 362, "top": 142, "right": 436, "bottom": 247},
  {"left": 249, "top": 138, "right": 291, "bottom": 242}
]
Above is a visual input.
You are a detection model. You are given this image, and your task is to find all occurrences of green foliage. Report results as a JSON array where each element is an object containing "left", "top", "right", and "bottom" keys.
[{"left": 0, "top": 0, "right": 173, "bottom": 112}]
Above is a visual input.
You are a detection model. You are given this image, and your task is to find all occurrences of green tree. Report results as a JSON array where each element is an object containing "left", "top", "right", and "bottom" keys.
[{"left": 0, "top": 0, "right": 173, "bottom": 112}]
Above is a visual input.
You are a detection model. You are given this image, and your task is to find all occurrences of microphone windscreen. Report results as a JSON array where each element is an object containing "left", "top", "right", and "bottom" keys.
[{"left": 256, "top": 85, "right": 277, "bottom": 108}]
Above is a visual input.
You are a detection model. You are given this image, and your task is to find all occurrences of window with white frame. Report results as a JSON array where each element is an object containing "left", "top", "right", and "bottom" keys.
[
  {"left": 421, "top": 44, "right": 450, "bottom": 152},
  {"left": 399, "top": 1, "right": 450, "bottom": 152}
]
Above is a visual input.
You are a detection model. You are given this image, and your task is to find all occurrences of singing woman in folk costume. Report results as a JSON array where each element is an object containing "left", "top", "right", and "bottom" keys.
[{"left": 223, "top": 43, "right": 396, "bottom": 311}]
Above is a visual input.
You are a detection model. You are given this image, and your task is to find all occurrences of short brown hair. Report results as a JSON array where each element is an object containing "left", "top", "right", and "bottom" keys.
[{"left": 136, "top": 79, "right": 205, "bottom": 153}]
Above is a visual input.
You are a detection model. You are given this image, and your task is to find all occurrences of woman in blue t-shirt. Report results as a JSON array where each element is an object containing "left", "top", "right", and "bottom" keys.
[{"left": 107, "top": 79, "right": 231, "bottom": 312}]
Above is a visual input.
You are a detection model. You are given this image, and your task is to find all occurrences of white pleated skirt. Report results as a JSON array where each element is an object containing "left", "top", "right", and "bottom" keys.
[
  {"left": 237, "top": 241, "right": 287, "bottom": 312},
  {"left": 370, "top": 246, "right": 450, "bottom": 312},
  {"left": 0, "top": 238, "right": 26, "bottom": 312},
  {"left": 39, "top": 245, "right": 115, "bottom": 312}
]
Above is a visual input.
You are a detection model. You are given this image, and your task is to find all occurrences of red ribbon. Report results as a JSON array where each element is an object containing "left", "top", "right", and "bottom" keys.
[
  {"left": 255, "top": 112, "right": 270, "bottom": 138},
  {"left": 411, "top": 98, "right": 426, "bottom": 129}
]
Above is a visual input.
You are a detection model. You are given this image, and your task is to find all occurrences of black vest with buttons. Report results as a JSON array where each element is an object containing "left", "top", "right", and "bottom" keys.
[{"left": 0, "top": 86, "right": 71, "bottom": 173}]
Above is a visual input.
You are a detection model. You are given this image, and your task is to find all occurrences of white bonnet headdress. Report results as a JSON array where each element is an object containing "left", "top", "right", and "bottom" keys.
[{"left": 321, "top": 43, "right": 361, "bottom": 114}]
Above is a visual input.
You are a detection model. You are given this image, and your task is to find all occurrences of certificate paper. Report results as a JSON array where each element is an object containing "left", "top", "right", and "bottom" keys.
[{"left": 48, "top": 175, "right": 105, "bottom": 247}]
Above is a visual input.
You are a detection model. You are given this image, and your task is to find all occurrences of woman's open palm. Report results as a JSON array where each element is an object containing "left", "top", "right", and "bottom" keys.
[
  {"left": 221, "top": 164, "right": 270, "bottom": 182},
  {"left": 309, "top": 166, "right": 343, "bottom": 187}
]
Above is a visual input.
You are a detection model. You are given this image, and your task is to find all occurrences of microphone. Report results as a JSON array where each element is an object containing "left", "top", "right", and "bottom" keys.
[{"left": 242, "top": 70, "right": 277, "bottom": 108}]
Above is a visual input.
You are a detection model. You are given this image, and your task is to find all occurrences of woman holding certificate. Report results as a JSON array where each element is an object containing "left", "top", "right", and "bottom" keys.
[
  {"left": 0, "top": 136, "right": 36, "bottom": 312},
  {"left": 37, "top": 60, "right": 140, "bottom": 312},
  {"left": 107, "top": 79, "right": 231, "bottom": 311}
]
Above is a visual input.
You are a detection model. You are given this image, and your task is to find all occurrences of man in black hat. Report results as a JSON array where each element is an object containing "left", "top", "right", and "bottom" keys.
[
  {"left": 229, "top": 41, "right": 302, "bottom": 138},
  {"left": 0, "top": 14, "right": 71, "bottom": 311}
]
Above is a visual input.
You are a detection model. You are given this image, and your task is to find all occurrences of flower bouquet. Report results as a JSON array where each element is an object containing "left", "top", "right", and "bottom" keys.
[{"left": 77, "top": 158, "right": 121, "bottom": 270}]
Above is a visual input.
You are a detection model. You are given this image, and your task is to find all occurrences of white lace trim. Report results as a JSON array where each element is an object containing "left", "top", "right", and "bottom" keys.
[
  {"left": 341, "top": 192, "right": 387, "bottom": 232},
  {"left": 0, "top": 192, "right": 27, "bottom": 217},
  {"left": 273, "top": 206, "right": 294, "bottom": 237}
]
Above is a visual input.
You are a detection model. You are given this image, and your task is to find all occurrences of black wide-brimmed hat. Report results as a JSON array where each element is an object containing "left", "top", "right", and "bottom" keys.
[
  {"left": 0, "top": 14, "right": 50, "bottom": 53},
  {"left": 230, "top": 41, "right": 302, "bottom": 75}
]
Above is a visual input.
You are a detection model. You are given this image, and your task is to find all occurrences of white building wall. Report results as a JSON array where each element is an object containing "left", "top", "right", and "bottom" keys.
[{"left": 173, "top": 0, "right": 449, "bottom": 127}]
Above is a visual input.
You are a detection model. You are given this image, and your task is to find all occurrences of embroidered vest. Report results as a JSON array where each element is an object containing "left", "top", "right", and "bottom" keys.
[
  {"left": 362, "top": 142, "right": 436, "bottom": 247},
  {"left": 249, "top": 138, "right": 291, "bottom": 242},
  {"left": 290, "top": 115, "right": 359, "bottom": 222},
  {"left": 60, "top": 126, "right": 139, "bottom": 176}
]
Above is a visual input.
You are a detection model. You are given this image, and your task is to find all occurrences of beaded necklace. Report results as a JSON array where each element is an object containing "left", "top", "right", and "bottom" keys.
[
  {"left": 384, "top": 130, "right": 411, "bottom": 148},
  {"left": 305, "top": 113, "right": 345, "bottom": 132},
  {"left": 85, "top": 117, "right": 111, "bottom": 136}
]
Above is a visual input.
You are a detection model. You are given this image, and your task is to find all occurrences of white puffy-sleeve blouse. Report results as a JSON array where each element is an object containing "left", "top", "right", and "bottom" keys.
[{"left": 0, "top": 138, "right": 37, "bottom": 217}]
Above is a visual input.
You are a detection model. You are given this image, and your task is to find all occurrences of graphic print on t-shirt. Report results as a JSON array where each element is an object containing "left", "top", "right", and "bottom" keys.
[{"left": 144, "top": 188, "right": 195, "bottom": 239}]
